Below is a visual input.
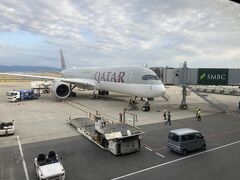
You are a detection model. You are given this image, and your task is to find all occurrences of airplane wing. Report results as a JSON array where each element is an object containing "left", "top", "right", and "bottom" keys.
[{"left": 0, "top": 73, "right": 98, "bottom": 89}]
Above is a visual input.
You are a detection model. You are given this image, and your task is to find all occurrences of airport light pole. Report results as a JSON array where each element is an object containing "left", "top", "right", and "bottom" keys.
[{"left": 180, "top": 61, "right": 188, "bottom": 109}]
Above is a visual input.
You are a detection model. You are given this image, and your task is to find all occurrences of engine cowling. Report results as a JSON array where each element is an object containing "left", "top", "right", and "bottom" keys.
[{"left": 51, "top": 81, "right": 71, "bottom": 98}]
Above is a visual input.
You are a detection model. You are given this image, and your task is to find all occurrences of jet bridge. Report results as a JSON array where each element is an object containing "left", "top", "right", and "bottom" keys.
[
  {"left": 151, "top": 65, "right": 240, "bottom": 86},
  {"left": 151, "top": 62, "right": 240, "bottom": 112}
]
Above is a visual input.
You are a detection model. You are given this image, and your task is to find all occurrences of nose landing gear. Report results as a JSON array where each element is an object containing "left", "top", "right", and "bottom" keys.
[{"left": 142, "top": 101, "right": 150, "bottom": 111}]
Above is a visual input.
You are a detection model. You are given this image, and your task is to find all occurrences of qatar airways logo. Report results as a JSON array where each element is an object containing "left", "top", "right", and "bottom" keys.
[{"left": 95, "top": 72, "right": 126, "bottom": 83}]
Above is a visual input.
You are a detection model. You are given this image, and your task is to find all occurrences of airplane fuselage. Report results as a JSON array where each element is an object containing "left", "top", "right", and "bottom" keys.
[{"left": 62, "top": 66, "right": 166, "bottom": 98}]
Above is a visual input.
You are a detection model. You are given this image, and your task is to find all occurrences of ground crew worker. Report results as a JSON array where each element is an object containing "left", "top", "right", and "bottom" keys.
[
  {"left": 119, "top": 112, "right": 123, "bottom": 122},
  {"left": 95, "top": 111, "right": 101, "bottom": 121},
  {"left": 163, "top": 109, "right": 167, "bottom": 120},
  {"left": 129, "top": 99, "right": 133, "bottom": 106},
  {"left": 195, "top": 107, "right": 199, "bottom": 118},
  {"left": 165, "top": 111, "right": 171, "bottom": 125},
  {"left": 197, "top": 109, "right": 201, "bottom": 121}
]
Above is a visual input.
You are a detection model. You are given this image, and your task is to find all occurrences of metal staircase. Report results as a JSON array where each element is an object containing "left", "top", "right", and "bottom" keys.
[{"left": 187, "top": 86, "right": 236, "bottom": 113}]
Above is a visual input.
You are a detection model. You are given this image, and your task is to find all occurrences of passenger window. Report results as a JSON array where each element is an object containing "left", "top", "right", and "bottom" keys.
[
  {"left": 181, "top": 135, "right": 188, "bottom": 142},
  {"left": 195, "top": 133, "right": 203, "bottom": 139},
  {"left": 187, "top": 134, "right": 195, "bottom": 141}
]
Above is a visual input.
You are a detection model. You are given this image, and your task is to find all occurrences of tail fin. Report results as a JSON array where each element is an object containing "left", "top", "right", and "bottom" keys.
[{"left": 60, "top": 49, "right": 66, "bottom": 70}]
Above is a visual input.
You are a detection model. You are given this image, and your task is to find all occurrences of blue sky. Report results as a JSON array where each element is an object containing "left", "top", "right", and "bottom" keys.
[
  {"left": 1, "top": 31, "right": 44, "bottom": 45},
  {"left": 0, "top": 0, "right": 239, "bottom": 68}
]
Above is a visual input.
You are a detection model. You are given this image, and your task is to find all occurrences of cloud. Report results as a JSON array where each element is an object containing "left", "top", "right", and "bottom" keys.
[{"left": 0, "top": 0, "right": 239, "bottom": 68}]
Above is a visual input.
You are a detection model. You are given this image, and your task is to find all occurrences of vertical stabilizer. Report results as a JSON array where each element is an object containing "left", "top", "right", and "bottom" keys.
[{"left": 60, "top": 49, "right": 66, "bottom": 70}]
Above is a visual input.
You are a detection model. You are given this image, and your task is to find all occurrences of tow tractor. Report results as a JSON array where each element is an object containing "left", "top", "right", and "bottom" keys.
[
  {"left": 34, "top": 151, "right": 65, "bottom": 180},
  {"left": 0, "top": 120, "right": 14, "bottom": 136}
]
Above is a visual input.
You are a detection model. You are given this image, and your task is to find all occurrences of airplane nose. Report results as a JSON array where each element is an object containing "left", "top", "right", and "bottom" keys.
[
  {"left": 159, "top": 84, "right": 166, "bottom": 96},
  {"left": 151, "top": 84, "right": 166, "bottom": 97},
  {"left": 160, "top": 85, "right": 170, "bottom": 100}
]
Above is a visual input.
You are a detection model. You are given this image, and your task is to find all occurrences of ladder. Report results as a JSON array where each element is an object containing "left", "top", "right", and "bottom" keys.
[{"left": 187, "top": 86, "right": 236, "bottom": 113}]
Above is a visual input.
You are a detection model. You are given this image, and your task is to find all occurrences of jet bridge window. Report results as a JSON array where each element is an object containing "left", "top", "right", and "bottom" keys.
[{"left": 142, "top": 75, "right": 159, "bottom": 80}]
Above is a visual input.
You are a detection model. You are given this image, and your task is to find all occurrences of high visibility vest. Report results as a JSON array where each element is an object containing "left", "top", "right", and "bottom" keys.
[{"left": 198, "top": 111, "right": 201, "bottom": 116}]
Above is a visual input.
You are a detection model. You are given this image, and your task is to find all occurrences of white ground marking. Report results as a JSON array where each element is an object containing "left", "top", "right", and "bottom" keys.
[
  {"left": 155, "top": 152, "right": 165, "bottom": 158},
  {"left": 112, "top": 140, "right": 240, "bottom": 180},
  {"left": 1, "top": 135, "right": 18, "bottom": 140},
  {"left": 144, "top": 147, "right": 152, "bottom": 152},
  {"left": 17, "top": 136, "right": 30, "bottom": 180}
]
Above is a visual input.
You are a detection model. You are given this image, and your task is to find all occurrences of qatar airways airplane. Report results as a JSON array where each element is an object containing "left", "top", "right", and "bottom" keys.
[{"left": 0, "top": 50, "right": 167, "bottom": 109}]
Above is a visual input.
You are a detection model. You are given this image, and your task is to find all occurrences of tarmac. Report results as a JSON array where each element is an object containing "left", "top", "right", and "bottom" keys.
[{"left": 0, "top": 82, "right": 240, "bottom": 180}]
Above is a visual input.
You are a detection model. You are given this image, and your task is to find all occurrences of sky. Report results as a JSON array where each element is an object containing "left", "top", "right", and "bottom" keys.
[{"left": 0, "top": 0, "right": 239, "bottom": 68}]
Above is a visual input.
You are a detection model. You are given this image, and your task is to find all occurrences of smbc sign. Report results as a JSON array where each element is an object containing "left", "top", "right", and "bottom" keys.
[{"left": 198, "top": 69, "right": 228, "bottom": 85}]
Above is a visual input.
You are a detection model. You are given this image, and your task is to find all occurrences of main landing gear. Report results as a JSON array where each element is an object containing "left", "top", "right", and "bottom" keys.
[
  {"left": 93, "top": 90, "right": 109, "bottom": 99},
  {"left": 98, "top": 90, "right": 109, "bottom": 96},
  {"left": 69, "top": 92, "right": 77, "bottom": 97}
]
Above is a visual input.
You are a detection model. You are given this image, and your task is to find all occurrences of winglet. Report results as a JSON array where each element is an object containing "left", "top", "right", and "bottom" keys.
[{"left": 60, "top": 49, "right": 66, "bottom": 70}]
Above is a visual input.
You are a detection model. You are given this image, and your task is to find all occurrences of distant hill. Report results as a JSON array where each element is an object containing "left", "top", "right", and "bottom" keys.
[{"left": 0, "top": 65, "right": 61, "bottom": 72}]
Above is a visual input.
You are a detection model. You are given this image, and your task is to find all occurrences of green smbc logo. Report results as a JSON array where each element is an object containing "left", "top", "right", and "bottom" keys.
[
  {"left": 200, "top": 73, "right": 206, "bottom": 80},
  {"left": 198, "top": 69, "right": 228, "bottom": 85}
]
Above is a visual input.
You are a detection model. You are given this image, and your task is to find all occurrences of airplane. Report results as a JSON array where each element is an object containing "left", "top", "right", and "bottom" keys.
[{"left": 0, "top": 50, "right": 168, "bottom": 110}]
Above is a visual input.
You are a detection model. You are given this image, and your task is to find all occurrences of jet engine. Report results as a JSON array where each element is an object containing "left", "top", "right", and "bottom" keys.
[{"left": 51, "top": 81, "right": 71, "bottom": 98}]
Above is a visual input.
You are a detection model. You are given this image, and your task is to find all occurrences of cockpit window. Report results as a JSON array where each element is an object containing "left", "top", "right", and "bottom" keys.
[{"left": 142, "top": 75, "right": 159, "bottom": 80}]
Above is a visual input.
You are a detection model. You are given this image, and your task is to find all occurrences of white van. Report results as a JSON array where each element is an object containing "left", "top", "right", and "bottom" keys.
[{"left": 167, "top": 128, "right": 206, "bottom": 155}]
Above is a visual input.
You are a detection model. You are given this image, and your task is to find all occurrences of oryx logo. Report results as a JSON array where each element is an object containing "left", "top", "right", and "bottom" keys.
[
  {"left": 200, "top": 73, "right": 206, "bottom": 80},
  {"left": 198, "top": 69, "right": 228, "bottom": 85}
]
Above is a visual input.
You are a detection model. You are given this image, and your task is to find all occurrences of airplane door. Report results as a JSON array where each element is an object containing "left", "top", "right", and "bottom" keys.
[
  {"left": 144, "top": 68, "right": 152, "bottom": 97},
  {"left": 127, "top": 72, "right": 132, "bottom": 83}
]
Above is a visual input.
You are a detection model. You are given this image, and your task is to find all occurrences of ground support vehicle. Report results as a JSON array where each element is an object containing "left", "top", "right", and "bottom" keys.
[
  {"left": 167, "top": 128, "right": 206, "bottom": 155},
  {"left": 0, "top": 121, "right": 14, "bottom": 136},
  {"left": 34, "top": 151, "right": 65, "bottom": 180},
  {"left": 31, "top": 81, "right": 52, "bottom": 94},
  {"left": 7, "top": 90, "right": 40, "bottom": 102},
  {"left": 67, "top": 113, "right": 144, "bottom": 155}
]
